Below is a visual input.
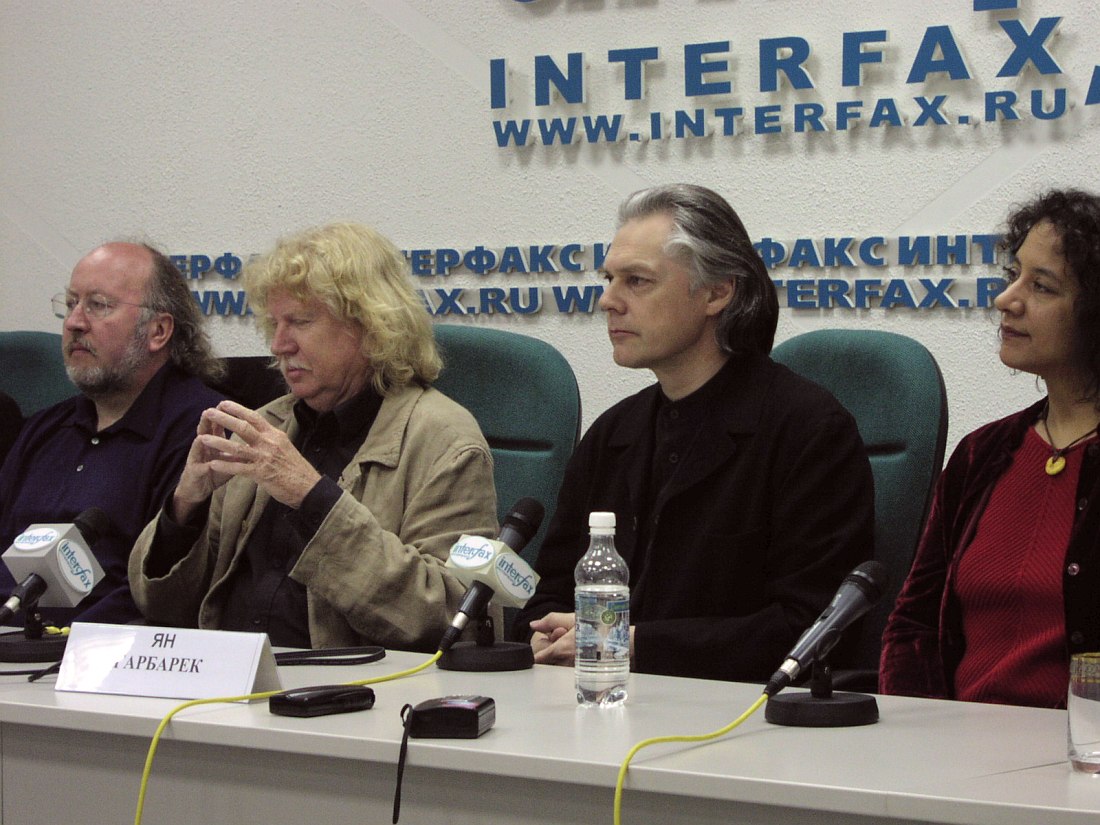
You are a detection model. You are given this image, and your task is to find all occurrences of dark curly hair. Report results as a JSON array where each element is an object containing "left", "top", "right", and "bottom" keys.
[
  {"left": 143, "top": 245, "right": 225, "bottom": 383},
  {"left": 999, "top": 188, "right": 1100, "bottom": 403}
]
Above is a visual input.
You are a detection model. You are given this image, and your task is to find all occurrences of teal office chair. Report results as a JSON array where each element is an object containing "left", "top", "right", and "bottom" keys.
[
  {"left": 0, "top": 331, "right": 288, "bottom": 416},
  {"left": 432, "top": 324, "right": 581, "bottom": 568},
  {"left": 771, "top": 329, "right": 948, "bottom": 688},
  {"left": 0, "top": 331, "right": 75, "bottom": 417}
]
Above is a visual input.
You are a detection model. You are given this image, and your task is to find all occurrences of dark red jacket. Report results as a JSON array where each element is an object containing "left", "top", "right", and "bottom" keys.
[{"left": 880, "top": 398, "right": 1100, "bottom": 701}]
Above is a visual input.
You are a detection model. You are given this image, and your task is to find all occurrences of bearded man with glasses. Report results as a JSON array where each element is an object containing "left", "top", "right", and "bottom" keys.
[{"left": 0, "top": 242, "right": 225, "bottom": 626}]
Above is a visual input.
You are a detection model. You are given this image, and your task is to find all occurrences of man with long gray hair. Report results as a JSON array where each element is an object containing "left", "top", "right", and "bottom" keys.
[
  {"left": 514, "top": 184, "right": 875, "bottom": 682},
  {"left": 0, "top": 241, "right": 225, "bottom": 625}
]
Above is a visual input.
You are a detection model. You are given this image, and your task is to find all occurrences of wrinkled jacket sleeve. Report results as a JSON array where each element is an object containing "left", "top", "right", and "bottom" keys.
[
  {"left": 128, "top": 477, "right": 227, "bottom": 629},
  {"left": 290, "top": 432, "right": 497, "bottom": 650},
  {"left": 130, "top": 389, "right": 498, "bottom": 651}
]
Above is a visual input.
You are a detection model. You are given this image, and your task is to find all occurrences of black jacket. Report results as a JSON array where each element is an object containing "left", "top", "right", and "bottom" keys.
[{"left": 514, "top": 355, "right": 874, "bottom": 682}]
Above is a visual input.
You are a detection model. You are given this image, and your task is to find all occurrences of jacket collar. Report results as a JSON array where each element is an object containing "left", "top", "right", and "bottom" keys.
[
  {"left": 262, "top": 382, "right": 428, "bottom": 487},
  {"left": 609, "top": 355, "right": 775, "bottom": 510}
]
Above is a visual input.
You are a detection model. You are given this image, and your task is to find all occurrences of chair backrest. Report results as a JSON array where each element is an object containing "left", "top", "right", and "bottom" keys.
[
  {"left": 771, "top": 329, "right": 948, "bottom": 676},
  {"left": 0, "top": 331, "right": 75, "bottom": 417},
  {"left": 432, "top": 324, "right": 581, "bottom": 566},
  {"left": 209, "top": 356, "right": 289, "bottom": 410}
]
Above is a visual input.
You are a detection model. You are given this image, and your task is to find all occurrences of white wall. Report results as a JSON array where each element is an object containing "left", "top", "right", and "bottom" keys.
[{"left": 3, "top": 0, "right": 1098, "bottom": 460}]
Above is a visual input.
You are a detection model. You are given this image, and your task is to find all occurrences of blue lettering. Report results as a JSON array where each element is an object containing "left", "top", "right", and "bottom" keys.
[
  {"left": 493, "top": 119, "right": 531, "bottom": 147},
  {"left": 675, "top": 109, "right": 707, "bottom": 138},
  {"left": 510, "top": 287, "right": 541, "bottom": 315},
  {"left": 985, "top": 90, "right": 1019, "bottom": 121},
  {"left": 817, "top": 279, "right": 854, "bottom": 308},
  {"left": 490, "top": 58, "right": 508, "bottom": 109},
  {"left": 1031, "top": 88, "right": 1067, "bottom": 121},
  {"left": 794, "top": 103, "right": 826, "bottom": 133},
  {"left": 538, "top": 117, "right": 577, "bottom": 145},
  {"left": 608, "top": 47, "right": 659, "bottom": 100},
  {"left": 913, "top": 95, "right": 950, "bottom": 126},
  {"left": 881, "top": 279, "right": 918, "bottom": 309},
  {"left": 898, "top": 236, "right": 932, "bottom": 266},
  {"left": 869, "top": 98, "right": 904, "bottom": 128},
  {"left": 552, "top": 285, "right": 603, "bottom": 313},
  {"left": 977, "top": 277, "right": 1006, "bottom": 307},
  {"left": 842, "top": 30, "right": 887, "bottom": 87},
  {"left": 479, "top": 288, "right": 511, "bottom": 315},
  {"left": 907, "top": 26, "right": 971, "bottom": 83},
  {"left": 534, "top": 53, "right": 584, "bottom": 106},
  {"left": 560, "top": 244, "right": 585, "bottom": 272},
  {"left": 786, "top": 280, "right": 816, "bottom": 309},
  {"left": 759, "top": 37, "right": 813, "bottom": 92},
  {"left": 684, "top": 41, "right": 731, "bottom": 96},
  {"left": 996, "top": 17, "right": 1062, "bottom": 77},
  {"left": 583, "top": 114, "right": 623, "bottom": 143},
  {"left": 919, "top": 278, "right": 956, "bottom": 308},
  {"left": 854, "top": 280, "right": 883, "bottom": 308}
]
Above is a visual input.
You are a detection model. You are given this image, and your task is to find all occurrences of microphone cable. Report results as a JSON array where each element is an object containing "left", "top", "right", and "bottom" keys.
[
  {"left": 612, "top": 691, "right": 768, "bottom": 825},
  {"left": 133, "top": 649, "right": 443, "bottom": 825}
]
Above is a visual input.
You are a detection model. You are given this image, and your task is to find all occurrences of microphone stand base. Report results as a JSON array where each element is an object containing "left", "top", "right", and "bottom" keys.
[
  {"left": 0, "top": 605, "right": 68, "bottom": 663},
  {"left": 765, "top": 690, "right": 879, "bottom": 727},
  {"left": 0, "top": 633, "right": 67, "bottom": 663},
  {"left": 438, "top": 641, "right": 534, "bottom": 672}
]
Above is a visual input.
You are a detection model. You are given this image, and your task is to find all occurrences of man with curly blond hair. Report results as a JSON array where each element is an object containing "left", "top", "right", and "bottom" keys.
[{"left": 130, "top": 223, "right": 497, "bottom": 652}]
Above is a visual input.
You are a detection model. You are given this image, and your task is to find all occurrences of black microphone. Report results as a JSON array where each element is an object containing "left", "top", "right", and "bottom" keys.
[
  {"left": 764, "top": 560, "right": 888, "bottom": 697},
  {"left": 439, "top": 497, "right": 545, "bottom": 652},
  {"left": 0, "top": 507, "right": 111, "bottom": 623}
]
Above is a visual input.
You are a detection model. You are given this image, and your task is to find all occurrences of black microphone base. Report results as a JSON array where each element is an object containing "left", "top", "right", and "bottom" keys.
[
  {"left": 438, "top": 641, "right": 534, "bottom": 672},
  {"left": 765, "top": 690, "right": 879, "bottom": 727},
  {"left": 0, "top": 633, "right": 67, "bottom": 663}
]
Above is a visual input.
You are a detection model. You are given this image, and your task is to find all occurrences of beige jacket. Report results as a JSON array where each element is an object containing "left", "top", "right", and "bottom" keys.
[{"left": 129, "top": 383, "right": 498, "bottom": 651}]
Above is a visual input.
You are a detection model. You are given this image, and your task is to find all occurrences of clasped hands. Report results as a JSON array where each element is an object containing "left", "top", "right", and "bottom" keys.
[
  {"left": 171, "top": 400, "right": 321, "bottom": 522},
  {"left": 529, "top": 612, "right": 636, "bottom": 666}
]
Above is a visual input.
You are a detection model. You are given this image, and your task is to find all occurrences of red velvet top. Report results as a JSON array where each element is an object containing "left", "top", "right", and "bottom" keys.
[
  {"left": 952, "top": 428, "right": 1082, "bottom": 707},
  {"left": 881, "top": 399, "right": 1100, "bottom": 708}
]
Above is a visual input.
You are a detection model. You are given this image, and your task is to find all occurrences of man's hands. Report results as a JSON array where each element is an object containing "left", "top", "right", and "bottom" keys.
[
  {"left": 529, "top": 611, "right": 636, "bottom": 667},
  {"left": 171, "top": 400, "right": 321, "bottom": 522},
  {"left": 529, "top": 612, "right": 577, "bottom": 665}
]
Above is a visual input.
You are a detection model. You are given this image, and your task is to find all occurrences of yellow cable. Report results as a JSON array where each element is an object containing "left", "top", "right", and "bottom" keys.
[
  {"left": 612, "top": 692, "right": 768, "bottom": 825},
  {"left": 133, "top": 650, "right": 443, "bottom": 825}
]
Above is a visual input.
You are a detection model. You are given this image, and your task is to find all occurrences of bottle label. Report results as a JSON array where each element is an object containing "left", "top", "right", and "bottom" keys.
[{"left": 575, "top": 592, "right": 630, "bottom": 663}]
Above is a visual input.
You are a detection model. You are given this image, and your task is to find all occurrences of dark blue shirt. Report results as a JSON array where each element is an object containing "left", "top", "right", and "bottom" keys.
[{"left": 0, "top": 363, "right": 224, "bottom": 626}]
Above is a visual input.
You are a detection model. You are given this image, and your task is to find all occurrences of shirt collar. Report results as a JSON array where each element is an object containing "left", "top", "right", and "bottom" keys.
[
  {"left": 292, "top": 384, "right": 384, "bottom": 443},
  {"left": 70, "top": 362, "right": 178, "bottom": 440},
  {"left": 659, "top": 355, "right": 736, "bottom": 417}
]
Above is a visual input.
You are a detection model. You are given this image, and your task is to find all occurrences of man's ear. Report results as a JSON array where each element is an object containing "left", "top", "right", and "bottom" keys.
[
  {"left": 146, "top": 313, "right": 174, "bottom": 354},
  {"left": 704, "top": 279, "right": 735, "bottom": 317}
]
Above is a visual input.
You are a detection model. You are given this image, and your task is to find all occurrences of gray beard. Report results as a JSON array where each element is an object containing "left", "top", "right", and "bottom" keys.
[{"left": 66, "top": 326, "right": 152, "bottom": 399}]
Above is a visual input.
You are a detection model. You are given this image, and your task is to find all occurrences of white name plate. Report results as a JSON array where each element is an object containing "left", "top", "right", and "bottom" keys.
[{"left": 55, "top": 622, "right": 281, "bottom": 700}]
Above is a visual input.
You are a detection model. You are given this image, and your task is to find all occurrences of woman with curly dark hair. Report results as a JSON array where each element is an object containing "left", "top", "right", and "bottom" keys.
[{"left": 880, "top": 189, "right": 1100, "bottom": 708}]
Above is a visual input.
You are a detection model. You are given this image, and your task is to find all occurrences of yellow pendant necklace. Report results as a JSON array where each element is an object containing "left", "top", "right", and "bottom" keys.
[{"left": 1040, "top": 403, "right": 1098, "bottom": 476}]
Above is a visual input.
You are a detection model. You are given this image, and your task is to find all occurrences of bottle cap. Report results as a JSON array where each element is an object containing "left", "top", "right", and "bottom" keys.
[{"left": 588, "top": 511, "right": 615, "bottom": 530}]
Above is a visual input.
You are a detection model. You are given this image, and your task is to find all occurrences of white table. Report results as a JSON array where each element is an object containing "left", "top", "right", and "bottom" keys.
[{"left": 0, "top": 650, "right": 1097, "bottom": 825}]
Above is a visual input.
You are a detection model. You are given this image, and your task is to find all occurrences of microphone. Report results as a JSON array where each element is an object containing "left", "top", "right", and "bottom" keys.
[
  {"left": 0, "top": 508, "right": 110, "bottom": 623},
  {"left": 439, "top": 498, "right": 544, "bottom": 652},
  {"left": 764, "top": 560, "right": 888, "bottom": 697}
]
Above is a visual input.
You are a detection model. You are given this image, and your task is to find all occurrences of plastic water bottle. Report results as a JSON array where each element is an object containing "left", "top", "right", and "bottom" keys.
[{"left": 574, "top": 511, "right": 630, "bottom": 707}]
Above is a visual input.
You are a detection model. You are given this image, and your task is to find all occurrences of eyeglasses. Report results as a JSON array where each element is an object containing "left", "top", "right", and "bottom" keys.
[{"left": 52, "top": 292, "right": 149, "bottom": 320}]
